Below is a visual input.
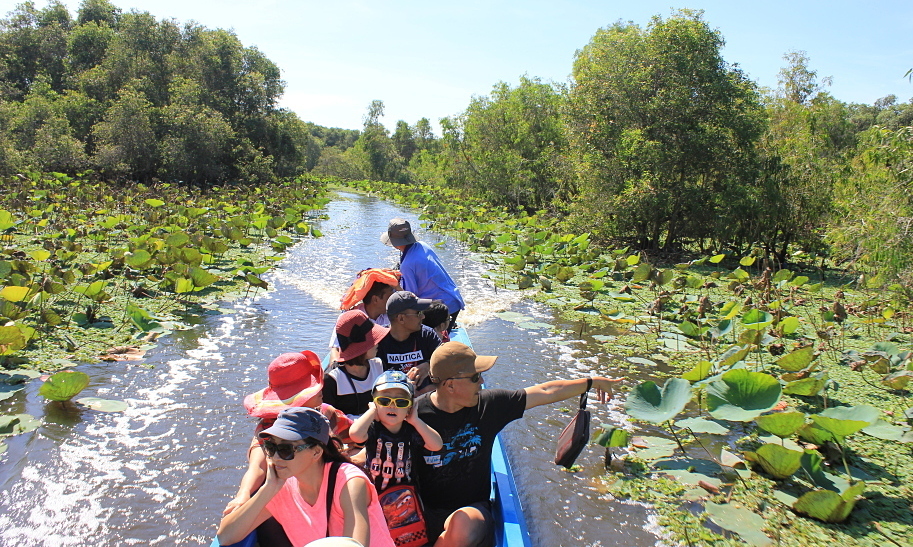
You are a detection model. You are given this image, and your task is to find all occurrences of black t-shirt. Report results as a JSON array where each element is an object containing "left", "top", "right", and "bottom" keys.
[
  {"left": 376, "top": 327, "right": 441, "bottom": 374},
  {"left": 414, "top": 389, "right": 526, "bottom": 512},
  {"left": 365, "top": 421, "right": 424, "bottom": 493}
]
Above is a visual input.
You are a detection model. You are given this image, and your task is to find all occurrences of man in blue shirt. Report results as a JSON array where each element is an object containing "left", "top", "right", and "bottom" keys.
[{"left": 381, "top": 218, "right": 465, "bottom": 329}]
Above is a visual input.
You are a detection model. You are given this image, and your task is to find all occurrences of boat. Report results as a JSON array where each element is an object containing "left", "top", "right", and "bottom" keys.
[{"left": 211, "top": 326, "right": 532, "bottom": 547}]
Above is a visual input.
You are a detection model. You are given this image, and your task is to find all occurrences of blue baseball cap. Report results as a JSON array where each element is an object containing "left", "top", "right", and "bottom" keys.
[
  {"left": 259, "top": 407, "right": 330, "bottom": 444},
  {"left": 372, "top": 370, "right": 414, "bottom": 398}
]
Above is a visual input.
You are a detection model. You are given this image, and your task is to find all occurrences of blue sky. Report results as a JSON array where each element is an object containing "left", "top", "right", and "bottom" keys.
[{"left": 3, "top": 0, "right": 913, "bottom": 132}]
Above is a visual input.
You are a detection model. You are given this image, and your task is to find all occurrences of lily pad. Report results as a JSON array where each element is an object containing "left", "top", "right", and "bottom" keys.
[
  {"left": 681, "top": 360, "right": 713, "bottom": 382},
  {"left": 706, "top": 369, "right": 782, "bottom": 422},
  {"left": 0, "top": 413, "right": 40, "bottom": 435},
  {"left": 631, "top": 436, "right": 678, "bottom": 460},
  {"left": 676, "top": 416, "right": 729, "bottom": 434},
  {"left": 704, "top": 502, "right": 772, "bottom": 547},
  {"left": 0, "top": 383, "right": 25, "bottom": 401},
  {"left": 744, "top": 443, "right": 802, "bottom": 479},
  {"left": 624, "top": 378, "right": 692, "bottom": 423},
  {"left": 39, "top": 370, "right": 90, "bottom": 402},
  {"left": 495, "top": 311, "right": 532, "bottom": 323},
  {"left": 793, "top": 482, "right": 866, "bottom": 523},
  {"left": 776, "top": 346, "right": 816, "bottom": 372},
  {"left": 783, "top": 374, "right": 828, "bottom": 396},
  {"left": 742, "top": 309, "right": 774, "bottom": 330},
  {"left": 861, "top": 420, "right": 912, "bottom": 442},
  {"left": 626, "top": 357, "right": 657, "bottom": 367},
  {"left": 76, "top": 397, "right": 128, "bottom": 412},
  {"left": 800, "top": 450, "right": 850, "bottom": 492},
  {"left": 660, "top": 337, "right": 699, "bottom": 352},
  {"left": 517, "top": 322, "right": 553, "bottom": 330},
  {"left": 755, "top": 412, "right": 806, "bottom": 439},
  {"left": 593, "top": 427, "right": 629, "bottom": 448},
  {"left": 812, "top": 405, "right": 879, "bottom": 442}
]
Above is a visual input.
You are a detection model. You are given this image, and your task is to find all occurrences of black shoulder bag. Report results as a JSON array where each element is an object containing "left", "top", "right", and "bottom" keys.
[{"left": 554, "top": 378, "right": 592, "bottom": 468}]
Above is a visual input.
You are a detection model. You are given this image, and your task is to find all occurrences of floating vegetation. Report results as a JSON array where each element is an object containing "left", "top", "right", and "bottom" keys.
[{"left": 345, "top": 177, "right": 913, "bottom": 546}]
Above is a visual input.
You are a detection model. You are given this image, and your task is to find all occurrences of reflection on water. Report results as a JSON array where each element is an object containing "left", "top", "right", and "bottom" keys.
[{"left": 0, "top": 192, "right": 662, "bottom": 547}]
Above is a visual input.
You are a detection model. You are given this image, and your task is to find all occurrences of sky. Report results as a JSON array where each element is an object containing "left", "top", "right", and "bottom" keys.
[{"left": 3, "top": 0, "right": 913, "bottom": 132}]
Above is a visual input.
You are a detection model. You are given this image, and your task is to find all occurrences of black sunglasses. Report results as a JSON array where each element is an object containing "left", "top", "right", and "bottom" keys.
[
  {"left": 260, "top": 439, "right": 313, "bottom": 460},
  {"left": 449, "top": 372, "right": 482, "bottom": 383}
]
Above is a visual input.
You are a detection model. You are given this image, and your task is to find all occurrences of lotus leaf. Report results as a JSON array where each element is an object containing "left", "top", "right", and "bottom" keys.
[
  {"left": 0, "top": 285, "right": 31, "bottom": 302},
  {"left": 742, "top": 309, "right": 773, "bottom": 330},
  {"left": 798, "top": 423, "right": 835, "bottom": 445},
  {"left": 783, "top": 374, "right": 829, "bottom": 396},
  {"left": 778, "top": 316, "right": 801, "bottom": 335},
  {"left": 76, "top": 397, "right": 127, "bottom": 412},
  {"left": 39, "top": 370, "right": 90, "bottom": 401},
  {"left": 517, "top": 322, "right": 553, "bottom": 330},
  {"left": 744, "top": 443, "right": 802, "bottom": 479},
  {"left": 776, "top": 346, "right": 816, "bottom": 372},
  {"left": 593, "top": 427, "right": 629, "bottom": 448},
  {"left": 676, "top": 416, "right": 729, "bottom": 434},
  {"left": 625, "top": 378, "right": 692, "bottom": 424},
  {"left": 682, "top": 360, "right": 713, "bottom": 382},
  {"left": 626, "top": 357, "right": 657, "bottom": 367},
  {"left": 709, "top": 254, "right": 725, "bottom": 263},
  {"left": 800, "top": 450, "right": 849, "bottom": 492},
  {"left": 791, "top": 275, "right": 809, "bottom": 286},
  {"left": 882, "top": 371, "right": 913, "bottom": 390},
  {"left": 810, "top": 407, "right": 877, "bottom": 444},
  {"left": 125, "top": 250, "right": 152, "bottom": 269},
  {"left": 772, "top": 269, "right": 794, "bottom": 283},
  {"left": 631, "top": 436, "right": 678, "bottom": 460},
  {"left": 861, "top": 420, "right": 913, "bottom": 442},
  {"left": 756, "top": 412, "right": 806, "bottom": 438},
  {"left": 792, "top": 481, "right": 865, "bottom": 523},
  {"left": 0, "top": 413, "right": 40, "bottom": 435},
  {"left": 678, "top": 321, "right": 707, "bottom": 338},
  {"left": 631, "top": 263, "right": 651, "bottom": 283},
  {"left": 0, "top": 325, "right": 28, "bottom": 355},
  {"left": 706, "top": 369, "right": 781, "bottom": 422},
  {"left": 704, "top": 502, "right": 772, "bottom": 547},
  {"left": 718, "top": 344, "right": 750, "bottom": 368},
  {"left": 144, "top": 198, "right": 165, "bottom": 207}
]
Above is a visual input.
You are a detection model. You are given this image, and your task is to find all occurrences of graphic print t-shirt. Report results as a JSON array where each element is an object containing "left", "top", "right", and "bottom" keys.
[
  {"left": 376, "top": 327, "right": 440, "bottom": 374},
  {"left": 414, "top": 389, "right": 526, "bottom": 511},
  {"left": 365, "top": 421, "right": 424, "bottom": 493}
]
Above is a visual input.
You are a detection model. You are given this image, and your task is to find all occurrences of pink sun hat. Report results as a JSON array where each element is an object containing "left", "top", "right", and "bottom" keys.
[
  {"left": 244, "top": 351, "right": 324, "bottom": 419},
  {"left": 336, "top": 310, "right": 389, "bottom": 362}
]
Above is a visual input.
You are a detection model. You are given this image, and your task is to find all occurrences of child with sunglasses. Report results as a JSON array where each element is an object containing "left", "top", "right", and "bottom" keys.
[{"left": 349, "top": 371, "right": 442, "bottom": 547}]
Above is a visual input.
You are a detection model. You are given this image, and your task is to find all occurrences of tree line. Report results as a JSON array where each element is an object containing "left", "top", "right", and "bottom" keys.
[
  {"left": 2, "top": 4, "right": 912, "bottom": 288},
  {"left": 329, "top": 11, "right": 913, "bottom": 289}
]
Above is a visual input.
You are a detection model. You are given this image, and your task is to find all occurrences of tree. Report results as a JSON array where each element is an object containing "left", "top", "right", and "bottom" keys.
[
  {"left": 352, "top": 100, "right": 406, "bottom": 182},
  {"left": 91, "top": 83, "right": 157, "bottom": 180},
  {"left": 447, "top": 76, "right": 570, "bottom": 211},
  {"left": 777, "top": 50, "right": 831, "bottom": 105},
  {"left": 567, "top": 10, "right": 766, "bottom": 249},
  {"left": 391, "top": 120, "right": 417, "bottom": 162}
]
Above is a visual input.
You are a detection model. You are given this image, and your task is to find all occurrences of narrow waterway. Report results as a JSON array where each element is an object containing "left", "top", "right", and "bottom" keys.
[{"left": 0, "top": 191, "right": 662, "bottom": 547}]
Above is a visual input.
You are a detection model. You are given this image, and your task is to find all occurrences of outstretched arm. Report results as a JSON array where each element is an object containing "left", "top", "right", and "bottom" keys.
[{"left": 524, "top": 376, "right": 622, "bottom": 410}]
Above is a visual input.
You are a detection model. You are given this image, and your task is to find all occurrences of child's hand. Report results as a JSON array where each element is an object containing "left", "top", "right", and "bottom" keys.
[{"left": 404, "top": 406, "right": 418, "bottom": 425}]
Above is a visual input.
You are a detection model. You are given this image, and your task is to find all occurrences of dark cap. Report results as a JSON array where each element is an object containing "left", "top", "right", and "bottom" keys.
[
  {"left": 430, "top": 341, "right": 497, "bottom": 383},
  {"left": 259, "top": 407, "right": 330, "bottom": 444},
  {"left": 380, "top": 218, "right": 418, "bottom": 247},
  {"left": 387, "top": 291, "right": 433, "bottom": 316}
]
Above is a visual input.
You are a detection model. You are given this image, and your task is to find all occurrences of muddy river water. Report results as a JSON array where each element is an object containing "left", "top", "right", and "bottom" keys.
[{"left": 0, "top": 191, "right": 663, "bottom": 547}]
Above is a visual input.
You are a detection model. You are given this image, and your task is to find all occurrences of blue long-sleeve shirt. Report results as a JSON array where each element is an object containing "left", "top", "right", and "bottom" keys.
[{"left": 399, "top": 241, "right": 465, "bottom": 314}]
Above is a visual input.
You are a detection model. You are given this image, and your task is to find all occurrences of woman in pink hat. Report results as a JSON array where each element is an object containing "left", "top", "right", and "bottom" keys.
[
  {"left": 224, "top": 351, "right": 355, "bottom": 545},
  {"left": 324, "top": 310, "right": 390, "bottom": 419}
]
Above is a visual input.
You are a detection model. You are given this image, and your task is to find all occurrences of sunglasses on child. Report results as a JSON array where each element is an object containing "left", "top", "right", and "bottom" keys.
[
  {"left": 449, "top": 372, "right": 483, "bottom": 383},
  {"left": 260, "top": 439, "right": 314, "bottom": 460},
  {"left": 374, "top": 396, "right": 413, "bottom": 408}
]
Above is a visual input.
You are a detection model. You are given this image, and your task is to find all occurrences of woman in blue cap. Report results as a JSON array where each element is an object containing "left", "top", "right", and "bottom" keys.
[{"left": 218, "top": 408, "right": 394, "bottom": 547}]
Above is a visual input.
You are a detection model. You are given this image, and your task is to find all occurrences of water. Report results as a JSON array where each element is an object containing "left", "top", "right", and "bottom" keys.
[{"left": 0, "top": 192, "right": 663, "bottom": 547}]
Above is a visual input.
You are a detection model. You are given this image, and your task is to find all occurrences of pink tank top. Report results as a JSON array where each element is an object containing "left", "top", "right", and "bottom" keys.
[{"left": 266, "top": 462, "right": 395, "bottom": 547}]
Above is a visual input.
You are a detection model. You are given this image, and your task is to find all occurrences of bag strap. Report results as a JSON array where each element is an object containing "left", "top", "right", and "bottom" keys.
[
  {"left": 579, "top": 378, "right": 593, "bottom": 410},
  {"left": 325, "top": 461, "right": 343, "bottom": 536}
]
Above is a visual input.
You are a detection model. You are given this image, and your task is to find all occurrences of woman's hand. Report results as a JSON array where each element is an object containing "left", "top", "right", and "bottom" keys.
[
  {"left": 262, "top": 459, "right": 287, "bottom": 494},
  {"left": 222, "top": 492, "right": 250, "bottom": 516}
]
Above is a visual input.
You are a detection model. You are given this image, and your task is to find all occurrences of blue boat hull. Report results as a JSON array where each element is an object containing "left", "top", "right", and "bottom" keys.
[{"left": 212, "top": 327, "right": 532, "bottom": 547}]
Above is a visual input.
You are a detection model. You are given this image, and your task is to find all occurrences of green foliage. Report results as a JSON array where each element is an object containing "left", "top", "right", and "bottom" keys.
[
  {"left": 567, "top": 10, "right": 766, "bottom": 249},
  {"left": 39, "top": 370, "right": 90, "bottom": 401},
  {"left": 706, "top": 369, "right": 782, "bottom": 421},
  {"left": 624, "top": 378, "right": 692, "bottom": 423},
  {"left": 0, "top": 6, "right": 309, "bottom": 183}
]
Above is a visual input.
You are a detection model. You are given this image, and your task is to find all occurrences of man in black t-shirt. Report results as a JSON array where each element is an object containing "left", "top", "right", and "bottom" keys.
[
  {"left": 376, "top": 291, "right": 440, "bottom": 392},
  {"left": 415, "top": 342, "right": 622, "bottom": 547}
]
